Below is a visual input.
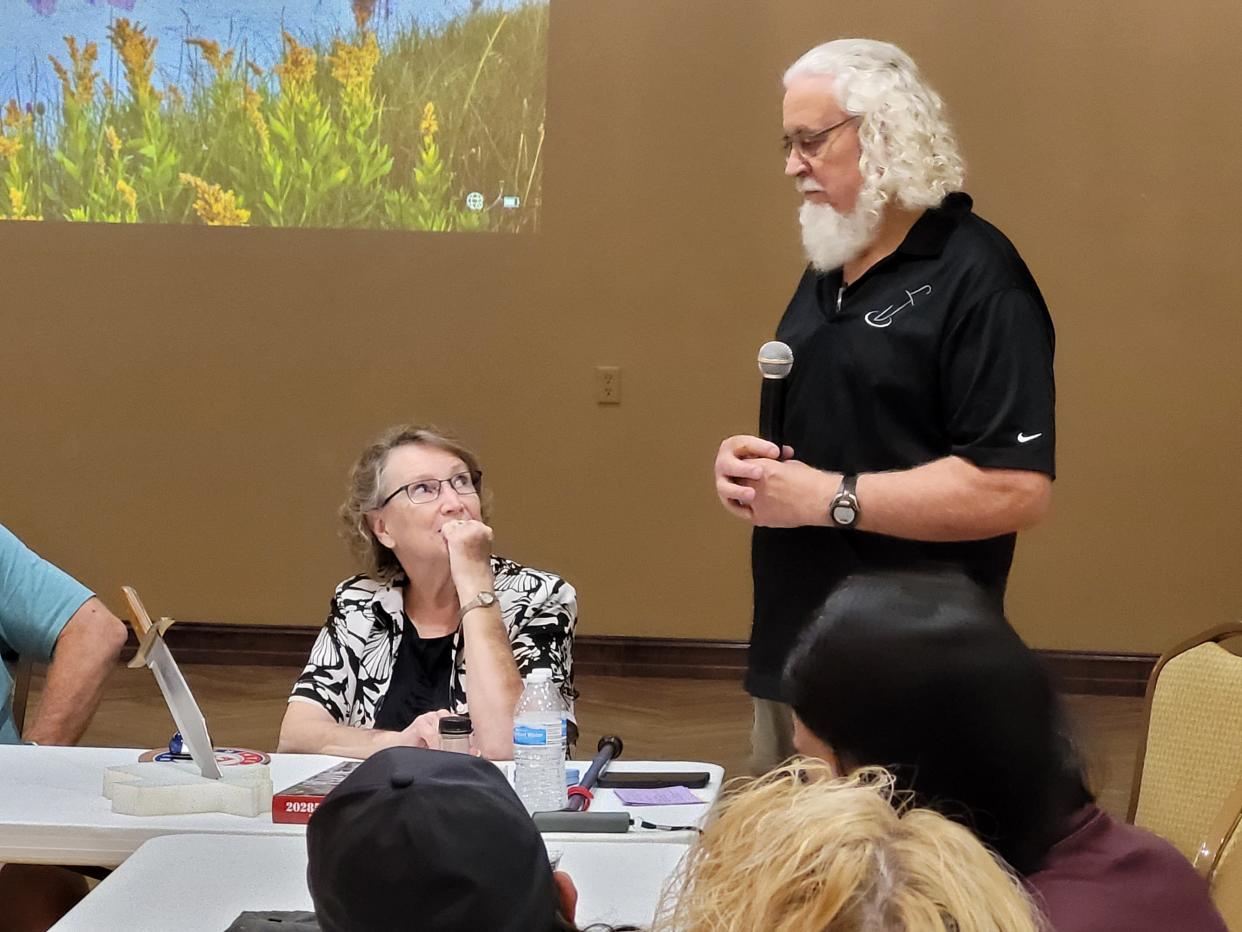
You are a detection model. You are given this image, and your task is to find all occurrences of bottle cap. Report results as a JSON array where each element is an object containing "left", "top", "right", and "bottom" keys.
[
  {"left": 526, "top": 668, "right": 553, "bottom": 682},
  {"left": 438, "top": 715, "right": 473, "bottom": 736}
]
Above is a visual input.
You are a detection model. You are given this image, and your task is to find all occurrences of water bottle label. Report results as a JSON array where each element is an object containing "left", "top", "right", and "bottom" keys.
[{"left": 513, "top": 720, "right": 565, "bottom": 746}]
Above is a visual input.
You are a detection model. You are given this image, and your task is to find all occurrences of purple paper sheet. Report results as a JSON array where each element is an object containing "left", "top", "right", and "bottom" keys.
[{"left": 613, "top": 786, "right": 704, "bottom": 806}]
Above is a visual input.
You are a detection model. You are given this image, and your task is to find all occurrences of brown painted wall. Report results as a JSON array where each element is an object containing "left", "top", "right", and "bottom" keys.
[{"left": 3, "top": 1, "right": 1240, "bottom": 653}]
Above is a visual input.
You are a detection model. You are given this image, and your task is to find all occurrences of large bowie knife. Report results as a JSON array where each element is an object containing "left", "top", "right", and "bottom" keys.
[{"left": 122, "top": 586, "right": 222, "bottom": 780}]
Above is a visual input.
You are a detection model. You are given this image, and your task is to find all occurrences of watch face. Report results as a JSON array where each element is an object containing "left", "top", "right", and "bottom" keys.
[
  {"left": 479, "top": 592, "right": 497, "bottom": 607},
  {"left": 832, "top": 504, "right": 857, "bottom": 526}
]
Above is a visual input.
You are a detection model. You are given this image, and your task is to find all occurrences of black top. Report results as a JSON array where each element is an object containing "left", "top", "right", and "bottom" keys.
[
  {"left": 748, "top": 193, "right": 1056, "bottom": 700},
  {"left": 373, "top": 619, "right": 455, "bottom": 731}
]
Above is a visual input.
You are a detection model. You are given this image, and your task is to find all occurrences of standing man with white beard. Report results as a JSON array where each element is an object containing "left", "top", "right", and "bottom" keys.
[{"left": 714, "top": 39, "right": 1057, "bottom": 772}]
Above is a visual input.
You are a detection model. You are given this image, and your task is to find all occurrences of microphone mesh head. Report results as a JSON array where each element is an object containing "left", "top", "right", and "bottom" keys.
[
  {"left": 757, "top": 340, "right": 794, "bottom": 379},
  {"left": 598, "top": 734, "right": 624, "bottom": 757}
]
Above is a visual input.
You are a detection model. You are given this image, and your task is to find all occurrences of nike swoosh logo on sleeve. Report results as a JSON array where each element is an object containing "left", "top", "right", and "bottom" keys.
[{"left": 1017, "top": 432, "right": 1043, "bottom": 443}]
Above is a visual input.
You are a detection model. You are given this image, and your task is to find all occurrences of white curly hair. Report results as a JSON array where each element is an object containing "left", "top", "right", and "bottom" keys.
[{"left": 784, "top": 39, "right": 965, "bottom": 213}]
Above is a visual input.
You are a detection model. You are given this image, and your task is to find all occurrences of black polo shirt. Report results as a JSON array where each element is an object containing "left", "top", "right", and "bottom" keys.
[{"left": 748, "top": 193, "right": 1055, "bottom": 700}]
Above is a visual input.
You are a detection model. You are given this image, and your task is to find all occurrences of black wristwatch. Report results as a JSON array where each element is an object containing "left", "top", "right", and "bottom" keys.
[{"left": 828, "top": 474, "right": 861, "bottom": 528}]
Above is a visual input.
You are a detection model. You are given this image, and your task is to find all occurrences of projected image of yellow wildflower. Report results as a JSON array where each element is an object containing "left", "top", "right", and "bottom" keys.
[{"left": 2, "top": 0, "right": 548, "bottom": 232}]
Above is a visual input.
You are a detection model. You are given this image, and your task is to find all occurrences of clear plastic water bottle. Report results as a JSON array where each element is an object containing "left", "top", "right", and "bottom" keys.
[{"left": 512, "top": 668, "right": 568, "bottom": 814}]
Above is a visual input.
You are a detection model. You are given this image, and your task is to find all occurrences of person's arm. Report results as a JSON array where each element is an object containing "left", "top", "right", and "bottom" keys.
[
  {"left": 734, "top": 448, "right": 1051, "bottom": 540},
  {"left": 24, "top": 597, "right": 128, "bottom": 746},
  {"left": 457, "top": 602, "right": 523, "bottom": 760},
  {"left": 442, "top": 521, "right": 523, "bottom": 761},
  {"left": 278, "top": 700, "right": 447, "bottom": 758},
  {"left": 855, "top": 457, "right": 1051, "bottom": 539}
]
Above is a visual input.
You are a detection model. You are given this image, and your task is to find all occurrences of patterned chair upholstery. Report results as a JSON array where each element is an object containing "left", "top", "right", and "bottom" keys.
[
  {"left": 1129, "top": 624, "right": 1242, "bottom": 862},
  {"left": 1195, "top": 776, "right": 1242, "bottom": 928}
]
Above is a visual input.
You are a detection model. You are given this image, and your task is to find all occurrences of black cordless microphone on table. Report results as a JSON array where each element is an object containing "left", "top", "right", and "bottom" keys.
[
  {"left": 532, "top": 735, "right": 630, "bottom": 832},
  {"left": 568, "top": 735, "right": 623, "bottom": 812},
  {"left": 757, "top": 340, "right": 794, "bottom": 450}
]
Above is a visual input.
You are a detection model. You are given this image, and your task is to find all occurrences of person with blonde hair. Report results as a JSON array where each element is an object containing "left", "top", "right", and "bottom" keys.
[
  {"left": 712, "top": 37, "right": 1056, "bottom": 771},
  {"left": 279, "top": 424, "right": 576, "bottom": 760},
  {"left": 653, "top": 760, "right": 1042, "bottom": 932}
]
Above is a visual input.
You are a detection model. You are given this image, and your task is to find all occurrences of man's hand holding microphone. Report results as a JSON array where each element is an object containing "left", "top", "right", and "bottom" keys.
[{"left": 714, "top": 341, "right": 840, "bottom": 529}]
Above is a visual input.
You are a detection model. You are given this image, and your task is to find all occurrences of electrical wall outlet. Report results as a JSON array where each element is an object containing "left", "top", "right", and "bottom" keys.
[{"left": 596, "top": 366, "right": 621, "bottom": 404}]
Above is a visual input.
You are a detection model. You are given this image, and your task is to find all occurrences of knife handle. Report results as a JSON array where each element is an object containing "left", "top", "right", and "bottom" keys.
[
  {"left": 122, "top": 585, "right": 154, "bottom": 636},
  {"left": 121, "top": 586, "right": 175, "bottom": 668}
]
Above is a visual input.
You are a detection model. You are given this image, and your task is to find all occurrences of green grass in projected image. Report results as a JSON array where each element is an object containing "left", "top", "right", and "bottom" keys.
[{"left": 0, "top": 1, "right": 547, "bottom": 231}]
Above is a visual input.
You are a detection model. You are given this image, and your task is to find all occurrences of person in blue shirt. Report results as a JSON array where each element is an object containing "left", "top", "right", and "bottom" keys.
[
  {"left": 0, "top": 523, "right": 127, "bottom": 745},
  {"left": 0, "top": 522, "right": 128, "bottom": 930}
]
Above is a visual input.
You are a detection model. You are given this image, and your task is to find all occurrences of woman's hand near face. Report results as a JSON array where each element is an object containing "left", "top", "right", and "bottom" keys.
[
  {"left": 441, "top": 518, "right": 494, "bottom": 589},
  {"left": 440, "top": 517, "right": 520, "bottom": 759}
]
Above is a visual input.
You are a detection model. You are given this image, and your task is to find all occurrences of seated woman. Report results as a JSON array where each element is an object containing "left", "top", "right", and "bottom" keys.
[
  {"left": 279, "top": 425, "right": 575, "bottom": 761},
  {"left": 784, "top": 569, "right": 1227, "bottom": 932},
  {"left": 653, "top": 760, "right": 1041, "bottom": 931}
]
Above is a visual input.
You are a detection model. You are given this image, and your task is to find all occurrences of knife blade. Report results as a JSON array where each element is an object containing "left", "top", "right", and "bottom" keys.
[
  {"left": 122, "top": 585, "right": 222, "bottom": 780},
  {"left": 143, "top": 636, "right": 222, "bottom": 780}
]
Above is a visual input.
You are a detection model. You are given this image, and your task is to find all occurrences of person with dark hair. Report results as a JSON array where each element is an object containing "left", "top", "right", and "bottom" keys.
[
  {"left": 279, "top": 424, "right": 576, "bottom": 760},
  {"left": 306, "top": 746, "right": 637, "bottom": 932},
  {"left": 784, "top": 569, "right": 1226, "bottom": 932}
]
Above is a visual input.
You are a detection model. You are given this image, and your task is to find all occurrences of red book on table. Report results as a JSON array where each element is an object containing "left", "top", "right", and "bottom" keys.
[{"left": 271, "top": 761, "right": 361, "bottom": 824}]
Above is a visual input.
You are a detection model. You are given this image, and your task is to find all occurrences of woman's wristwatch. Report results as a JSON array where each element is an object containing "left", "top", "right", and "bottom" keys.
[{"left": 458, "top": 591, "right": 497, "bottom": 621}]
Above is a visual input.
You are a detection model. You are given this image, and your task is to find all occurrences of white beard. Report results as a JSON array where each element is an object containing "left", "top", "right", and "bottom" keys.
[{"left": 797, "top": 185, "right": 883, "bottom": 273}]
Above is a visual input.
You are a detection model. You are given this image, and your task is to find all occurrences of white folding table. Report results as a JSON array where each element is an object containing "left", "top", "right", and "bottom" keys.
[
  {"left": 51, "top": 833, "right": 688, "bottom": 931},
  {"left": 0, "top": 746, "right": 339, "bottom": 867},
  {"left": 0, "top": 746, "right": 722, "bottom": 867}
]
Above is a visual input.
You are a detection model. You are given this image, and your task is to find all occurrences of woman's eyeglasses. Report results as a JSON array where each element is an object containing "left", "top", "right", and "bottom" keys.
[{"left": 379, "top": 471, "right": 481, "bottom": 507}]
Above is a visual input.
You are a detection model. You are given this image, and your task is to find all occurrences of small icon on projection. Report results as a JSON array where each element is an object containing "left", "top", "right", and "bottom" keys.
[
  {"left": 501, "top": 195, "right": 521, "bottom": 209},
  {"left": 465, "top": 192, "right": 485, "bottom": 211},
  {"left": 595, "top": 366, "right": 621, "bottom": 404}
]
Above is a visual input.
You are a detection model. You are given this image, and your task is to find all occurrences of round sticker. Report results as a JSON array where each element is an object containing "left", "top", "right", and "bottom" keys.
[{"left": 138, "top": 747, "right": 271, "bottom": 766}]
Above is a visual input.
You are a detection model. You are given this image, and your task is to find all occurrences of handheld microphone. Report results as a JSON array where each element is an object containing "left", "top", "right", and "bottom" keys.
[
  {"left": 757, "top": 340, "right": 794, "bottom": 450},
  {"left": 567, "top": 735, "right": 623, "bottom": 812}
]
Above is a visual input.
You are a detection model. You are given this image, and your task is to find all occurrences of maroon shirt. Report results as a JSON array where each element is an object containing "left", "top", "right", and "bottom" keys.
[{"left": 1027, "top": 805, "right": 1226, "bottom": 932}]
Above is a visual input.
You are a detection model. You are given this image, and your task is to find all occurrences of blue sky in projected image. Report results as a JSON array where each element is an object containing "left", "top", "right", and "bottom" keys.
[{"left": 2, "top": 0, "right": 541, "bottom": 103}]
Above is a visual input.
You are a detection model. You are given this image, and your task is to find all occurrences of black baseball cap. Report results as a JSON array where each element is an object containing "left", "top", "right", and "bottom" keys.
[{"left": 306, "top": 747, "right": 559, "bottom": 932}]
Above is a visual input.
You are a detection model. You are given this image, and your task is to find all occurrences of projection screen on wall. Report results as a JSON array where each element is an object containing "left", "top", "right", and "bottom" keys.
[{"left": 1, "top": 0, "right": 548, "bottom": 232}]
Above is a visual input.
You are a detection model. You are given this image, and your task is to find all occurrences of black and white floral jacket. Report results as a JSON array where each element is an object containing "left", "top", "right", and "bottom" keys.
[{"left": 289, "top": 556, "right": 576, "bottom": 726}]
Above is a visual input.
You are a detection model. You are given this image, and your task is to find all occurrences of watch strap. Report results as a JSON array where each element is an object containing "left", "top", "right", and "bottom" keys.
[
  {"left": 458, "top": 591, "right": 497, "bottom": 621},
  {"left": 829, "top": 474, "right": 861, "bottom": 528}
]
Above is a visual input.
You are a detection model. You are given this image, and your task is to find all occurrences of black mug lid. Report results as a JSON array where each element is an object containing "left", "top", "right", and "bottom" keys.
[{"left": 438, "top": 714, "right": 473, "bottom": 736}]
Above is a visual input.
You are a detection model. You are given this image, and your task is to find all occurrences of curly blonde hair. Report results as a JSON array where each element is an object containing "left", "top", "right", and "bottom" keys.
[
  {"left": 784, "top": 39, "right": 966, "bottom": 214},
  {"left": 652, "top": 761, "right": 1042, "bottom": 932},
  {"left": 339, "top": 424, "right": 490, "bottom": 582}
]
